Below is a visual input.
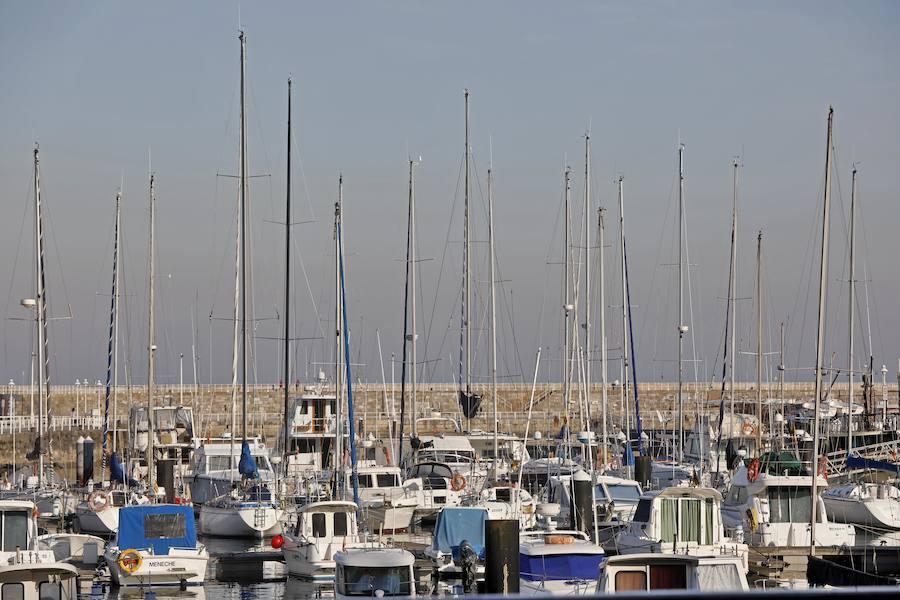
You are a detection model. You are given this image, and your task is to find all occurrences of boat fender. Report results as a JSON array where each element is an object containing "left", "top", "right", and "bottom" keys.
[
  {"left": 451, "top": 472, "right": 467, "bottom": 492},
  {"left": 510, "top": 460, "right": 521, "bottom": 472},
  {"left": 746, "top": 507, "right": 759, "bottom": 533},
  {"left": 88, "top": 490, "right": 110, "bottom": 512},
  {"left": 117, "top": 549, "right": 143, "bottom": 574},
  {"left": 544, "top": 534, "right": 574, "bottom": 544},
  {"left": 747, "top": 458, "right": 760, "bottom": 482},
  {"left": 817, "top": 455, "right": 828, "bottom": 480}
]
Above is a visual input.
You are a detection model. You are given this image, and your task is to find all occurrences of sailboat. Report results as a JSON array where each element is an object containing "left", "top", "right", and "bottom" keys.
[{"left": 197, "top": 30, "right": 281, "bottom": 538}]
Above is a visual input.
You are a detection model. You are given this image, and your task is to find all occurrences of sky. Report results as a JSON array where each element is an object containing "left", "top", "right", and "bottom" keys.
[{"left": 1, "top": 1, "right": 899, "bottom": 388}]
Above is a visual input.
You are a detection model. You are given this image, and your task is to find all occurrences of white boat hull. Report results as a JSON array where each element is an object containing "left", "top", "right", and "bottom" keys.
[
  {"left": 363, "top": 503, "right": 415, "bottom": 534},
  {"left": 75, "top": 504, "right": 119, "bottom": 536},
  {"left": 824, "top": 494, "right": 900, "bottom": 530},
  {"left": 198, "top": 503, "right": 282, "bottom": 538},
  {"left": 105, "top": 547, "right": 209, "bottom": 587}
]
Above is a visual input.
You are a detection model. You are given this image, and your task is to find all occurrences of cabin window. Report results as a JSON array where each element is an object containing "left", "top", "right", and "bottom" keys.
[
  {"left": 144, "top": 513, "right": 186, "bottom": 539},
  {"left": 615, "top": 570, "right": 647, "bottom": 591},
  {"left": 594, "top": 485, "right": 608, "bottom": 501},
  {"left": 357, "top": 475, "right": 373, "bottom": 488},
  {"left": 680, "top": 499, "right": 702, "bottom": 543},
  {"left": 704, "top": 498, "right": 715, "bottom": 544},
  {"left": 768, "top": 486, "right": 812, "bottom": 523},
  {"left": 697, "top": 563, "right": 742, "bottom": 590},
  {"left": 377, "top": 474, "right": 400, "bottom": 487},
  {"left": 649, "top": 564, "right": 687, "bottom": 589},
  {"left": 660, "top": 499, "right": 677, "bottom": 543},
  {"left": 726, "top": 486, "right": 747, "bottom": 504},
  {"left": 312, "top": 513, "right": 327, "bottom": 537},
  {"left": 339, "top": 565, "right": 412, "bottom": 596},
  {"left": 1, "top": 583, "right": 24, "bottom": 600},
  {"left": 495, "top": 488, "right": 512, "bottom": 503},
  {"left": 0, "top": 510, "right": 29, "bottom": 552},
  {"left": 207, "top": 456, "right": 233, "bottom": 471},
  {"left": 292, "top": 439, "right": 317, "bottom": 453},
  {"left": 634, "top": 499, "right": 653, "bottom": 523},
  {"left": 38, "top": 582, "right": 61, "bottom": 600},
  {"left": 334, "top": 512, "right": 349, "bottom": 536}
]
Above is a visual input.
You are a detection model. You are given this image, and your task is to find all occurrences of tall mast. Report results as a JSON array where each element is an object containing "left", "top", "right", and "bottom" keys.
[
  {"left": 283, "top": 78, "right": 292, "bottom": 455},
  {"left": 239, "top": 30, "right": 249, "bottom": 442},
  {"left": 779, "top": 322, "right": 785, "bottom": 449},
  {"left": 33, "top": 145, "right": 46, "bottom": 487},
  {"left": 811, "top": 106, "right": 834, "bottom": 552},
  {"left": 463, "top": 89, "right": 472, "bottom": 396},
  {"left": 563, "top": 167, "right": 572, "bottom": 447},
  {"left": 102, "top": 192, "right": 122, "bottom": 480},
  {"left": 728, "top": 161, "right": 739, "bottom": 439},
  {"left": 583, "top": 133, "right": 592, "bottom": 428},
  {"left": 334, "top": 177, "right": 344, "bottom": 491},
  {"left": 598, "top": 205, "right": 609, "bottom": 469},
  {"left": 618, "top": 175, "right": 631, "bottom": 470},
  {"left": 409, "top": 160, "right": 418, "bottom": 438},
  {"left": 755, "top": 231, "right": 763, "bottom": 453},
  {"left": 147, "top": 171, "right": 156, "bottom": 488},
  {"left": 488, "top": 167, "right": 498, "bottom": 481},
  {"left": 847, "top": 165, "right": 857, "bottom": 457},
  {"left": 676, "top": 144, "right": 685, "bottom": 463}
]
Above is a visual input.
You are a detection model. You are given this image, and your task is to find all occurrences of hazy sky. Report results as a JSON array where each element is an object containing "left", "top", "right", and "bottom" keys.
[{"left": 1, "top": 1, "right": 899, "bottom": 389}]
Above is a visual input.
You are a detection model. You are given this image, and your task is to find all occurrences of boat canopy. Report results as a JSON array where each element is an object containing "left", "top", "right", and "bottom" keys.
[
  {"left": 118, "top": 504, "right": 197, "bottom": 555},
  {"left": 846, "top": 453, "right": 900, "bottom": 475},
  {"left": 520, "top": 552, "right": 604, "bottom": 582},
  {"left": 759, "top": 451, "right": 806, "bottom": 476},
  {"left": 431, "top": 507, "right": 487, "bottom": 560}
]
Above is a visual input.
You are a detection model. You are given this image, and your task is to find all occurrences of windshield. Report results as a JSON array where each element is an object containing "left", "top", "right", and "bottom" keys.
[
  {"left": 608, "top": 484, "right": 642, "bottom": 502},
  {"left": 338, "top": 565, "right": 412, "bottom": 596}
]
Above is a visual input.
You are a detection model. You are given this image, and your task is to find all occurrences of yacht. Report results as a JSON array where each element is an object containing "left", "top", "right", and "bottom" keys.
[
  {"left": 615, "top": 486, "right": 748, "bottom": 571},
  {"left": 187, "top": 436, "right": 275, "bottom": 506},
  {"left": 128, "top": 405, "right": 196, "bottom": 482},
  {"left": 519, "top": 530, "right": 606, "bottom": 596},
  {"left": 0, "top": 500, "right": 79, "bottom": 600},
  {"left": 721, "top": 452, "right": 855, "bottom": 548},
  {"left": 823, "top": 481, "right": 900, "bottom": 531},
  {"left": 199, "top": 482, "right": 282, "bottom": 538},
  {"left": 334, "top": 547, "right": 416, "bottom": 599},
  {"left": 104, "top": 504, "right": 209, "bottom": 587}
]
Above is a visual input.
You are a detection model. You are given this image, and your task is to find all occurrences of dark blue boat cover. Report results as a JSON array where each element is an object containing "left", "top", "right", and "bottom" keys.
[
  {"left": 239, "top": 440, "right": 259, "bottom": 479},
  {"left": 520, "top": 552, "right": 605, "bottom": 582},
  {"left": 118, "top": 504, "right": 197, "bottom": 555},
  {"left": 847, "top": 453, "right": 900, "bottom": 475}
]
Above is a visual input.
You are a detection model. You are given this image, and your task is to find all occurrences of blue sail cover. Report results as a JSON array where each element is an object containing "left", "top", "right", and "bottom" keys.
[
  {"left": 109, "top": 452, "right": 126, "bottom": 484},
  {"left": 118, "top": 504, "right": 197, "bottom": 556},
  {"left": 847, "top": 453, "right": 900, "bottom": 475},
  {"left": 432, "top": 507, "right": 488, "bottom": 561},
  {"left": 520, "top": 553, "right": 605, "bottom": 582},
  {"left": 238, "top": 441, "right": 259, "bottom": 479}
]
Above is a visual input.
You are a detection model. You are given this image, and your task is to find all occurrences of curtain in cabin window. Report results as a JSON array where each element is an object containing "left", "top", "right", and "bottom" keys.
[
  {"left": 704, "top": 498, "right": 714, "bottom": 544},
  {"left": 680, "top": 499, "right": 701, "bottom": 543},
  {"left": 660, "top": 499, "right": 676, "bottom": 543}
]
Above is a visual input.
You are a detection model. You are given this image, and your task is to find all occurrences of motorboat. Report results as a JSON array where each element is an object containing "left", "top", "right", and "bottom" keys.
[
  {"left": 0, "top": 500, "right": 79, "bottom": 600},
  {"left": 721, "top": 451, "right": 855, "bottom": 548},
  {"left": 73, "top": 488, "right": 149, "bottom": 536},
  {"left": 281, "top": 500, "right": 370, "bottom": 580},
  {"left": 334, "top": 547, "right": 416, "bottom": 599},
  {"left": 424, "top": 506, "right": 488, "bottom": 584},
  {"left": 615, "top": 486, "right": 748, "bottom": 571},
  {"left": 104, "top": 504, "right": 209, "bottom": 587},
  {"left": 595, "top": 553, "right": 748, "bottom": 592},
  {"left": 519, "top": 530, "right": 606, "bottom": 596}
]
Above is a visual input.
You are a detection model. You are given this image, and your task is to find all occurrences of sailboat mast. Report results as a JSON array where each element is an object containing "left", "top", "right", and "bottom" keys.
[
  {"left": 464, "top": 89, "right": 472, "bottom": 396},
  {"left": 811, "top": 106, "right": 834, "bottom": 552},
  {"left": 728, "top": 161, "right": 739, "bottom": 439},
  {"left": 283, "top": 78, "right": 292, "bottom": 455},
  {"left": 147, "top": 171, "right": 156, "bottom": 488},
  {"left": 488, "top": 168, "right": 498, "bottom": 481},
  {"left": 677, "top": 144, "right": 685, "bottom": 463},
  {"left": 756, "top": 231, "right": 763, "bottom": 453},
  {"left": 410, "top": 160, "right": 418, "bottom": 439},
  {"left": 33, "top": 145, "right": 46, "bottom": 487},
  {"left": 598, "top": 206, "right": 609, "bottom": 469},
  {"left": 102, "top": 192, "right": 121, "bottom": 479},
  {"left": 779, "top": 322, "right": 785, "bottom": 449},
  {"left": 618, "top": 175, "right": 631, "bottom": 468},
  {"left": 847, "top": 165, "right": 857, "bottom": 457},
  {"left": 563, "top": 167, "right": 572, "bottom": 443},
  {"left": 583, "top": 134, "right": 592, "bottom": 426},
  {"left": 334, "top": 177, "right": 344, "bottom": 489},
  {"left": 239, "top": 30, "right": 249, "bottom": 442}
]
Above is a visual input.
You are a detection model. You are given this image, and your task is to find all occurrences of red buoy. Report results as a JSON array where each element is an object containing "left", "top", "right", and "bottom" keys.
[{"left": 271, "top": 534, "right": 284, "bottom": 549}]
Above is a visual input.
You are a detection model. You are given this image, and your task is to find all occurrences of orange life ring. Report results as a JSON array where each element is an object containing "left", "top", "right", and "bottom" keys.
[
  {"left": 817, "top": 455, "right": 828, "bottom": 480},
  {"left": 450, "top": 472, "right": 467, "bottom": 492},
  {"left": 117, "top": 549, "right": 143, "bottom": 574},
  {"left": 88, "top": 490, "right": 110, "bottom": 512},
  {"left": 544, "top": 534, "right": 575, "bottom": 545},
  {"left": 747, "top": 458, "right": 760, "bottom": 482},
  {"left": 741, "top": 423, "right": 754, "bottom": 436}
]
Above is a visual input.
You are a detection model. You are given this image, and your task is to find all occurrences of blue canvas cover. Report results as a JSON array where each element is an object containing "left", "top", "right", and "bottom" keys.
[
  {"left": 432, "top": 507, "right": 487, "bottom": 561},
  {"left": 847, "top": 453, "right": 900, "bottom": 475},
  {"left": 239, "top": 441, "right": 259, "bottom": 479},
  {"left": 520, "top": 552, "right": 604, "bottom": 582},
  {"left": 118, "top": 504, "right": 197, "bottom": 555}
]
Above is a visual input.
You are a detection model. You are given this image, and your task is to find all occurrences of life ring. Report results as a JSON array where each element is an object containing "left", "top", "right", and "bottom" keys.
[
  {"left": 747, "top": 458, "right": 760, "bottom": 482},
  {"left": 817, "top": 456, "right": 828, "bottom": 480},
  {"left": 88, "top": 490, "right": 110, "bottom": 512},
  {"left": 450, "top": 472, "right": 467, "bottom": 492},
  {"left": 741, "top": 422, "right": 754, "bottom": 436},
  {"left": 117, "top": 549, "right": 143, "bottom": 574}
]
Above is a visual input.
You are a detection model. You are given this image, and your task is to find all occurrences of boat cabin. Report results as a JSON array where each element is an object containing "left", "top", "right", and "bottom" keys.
[
  {"left": 344, "top": 466, "right": 403, "bottom": 503},
  {"left": 335, "top": 548, "right": 415, "bottom": 598},
  {"left": 293, "top": 501, "right": 359, "bottom": 541},
  {"left": 597, "top": 554, "right": 748, "bottom": 593},
  {"left": 116, "top": 504, "right": 198, "bottom": 555}
]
